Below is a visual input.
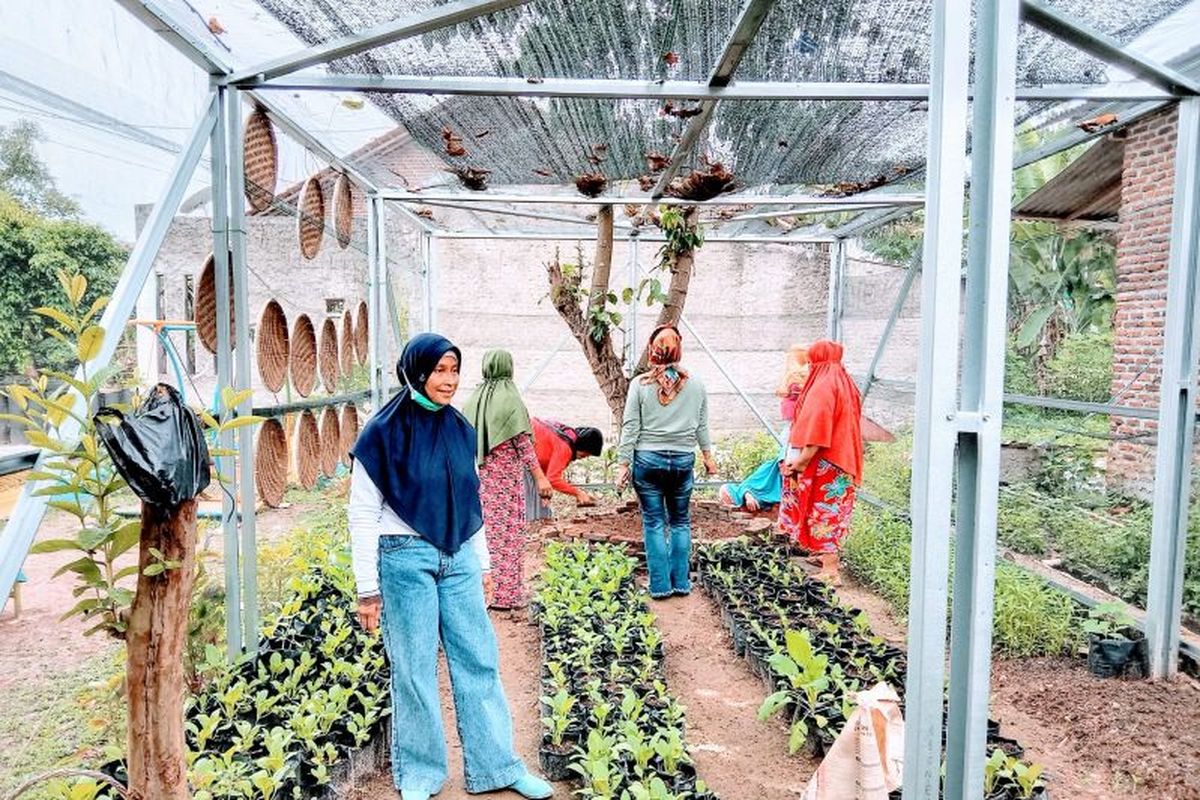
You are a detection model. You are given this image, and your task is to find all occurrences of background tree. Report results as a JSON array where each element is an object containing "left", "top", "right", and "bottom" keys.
[{"left": 0, "top": 120, "right": 81, "bottom": 218}]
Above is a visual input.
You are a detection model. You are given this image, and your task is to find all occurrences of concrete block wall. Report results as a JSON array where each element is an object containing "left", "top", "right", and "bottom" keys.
[{"left": 1106, "top": 105, "right": 1178, "bottom": 493}]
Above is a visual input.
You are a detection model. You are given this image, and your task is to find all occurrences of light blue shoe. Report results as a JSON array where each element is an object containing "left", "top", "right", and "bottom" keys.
[
  {"left": 509, "top": 772, "right": 554, "bottom": 799},
  {"left": 400, "top": 791, "right": 431, "bottom": 800}
]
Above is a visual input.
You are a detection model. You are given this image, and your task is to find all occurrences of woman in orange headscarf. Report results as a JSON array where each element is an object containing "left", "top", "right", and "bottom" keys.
[{"left": 779, "top": 340, "right": 864, "bottom": 584}]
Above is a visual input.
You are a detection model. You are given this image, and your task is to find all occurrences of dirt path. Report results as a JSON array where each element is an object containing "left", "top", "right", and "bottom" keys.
[{"left": 652, "top": 591, "right": 816, "bottom": 798}]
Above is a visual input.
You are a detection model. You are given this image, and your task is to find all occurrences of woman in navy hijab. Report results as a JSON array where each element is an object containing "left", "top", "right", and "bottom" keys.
[{"left": 349, "top": 333, "right": 554, "bottom": 800}]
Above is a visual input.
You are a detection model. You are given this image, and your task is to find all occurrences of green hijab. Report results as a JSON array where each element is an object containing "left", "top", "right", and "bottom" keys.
[{"left": 462, "top": 349, "right": 533, "bottom": 465}]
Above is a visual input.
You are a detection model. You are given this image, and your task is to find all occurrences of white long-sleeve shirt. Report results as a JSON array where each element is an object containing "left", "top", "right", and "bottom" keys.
[{"left": 347, "top": 465, "right": 490, "bottom": 598}]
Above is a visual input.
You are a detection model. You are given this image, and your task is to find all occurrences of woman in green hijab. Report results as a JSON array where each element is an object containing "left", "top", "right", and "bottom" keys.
[{"left": 463, "top": 350, "right": 553, "bottom": 609}]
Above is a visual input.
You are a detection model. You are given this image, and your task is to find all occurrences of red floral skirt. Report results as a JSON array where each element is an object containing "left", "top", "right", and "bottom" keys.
[{"left": 777, "top": 457, "right": 858, "bottom": 554}]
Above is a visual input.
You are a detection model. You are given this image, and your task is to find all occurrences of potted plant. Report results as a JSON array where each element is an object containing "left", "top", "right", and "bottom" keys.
[
  {"left": 1082, "top": 601, "right": 1146, "bottom": 678},
  {"left": 538, "top": 687, "right": 578, "bottom": 780}
]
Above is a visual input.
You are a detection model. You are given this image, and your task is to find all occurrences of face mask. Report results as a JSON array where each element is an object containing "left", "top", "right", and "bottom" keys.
[{"left": 402, "top": 366, "right": 446, "bottom": 412}]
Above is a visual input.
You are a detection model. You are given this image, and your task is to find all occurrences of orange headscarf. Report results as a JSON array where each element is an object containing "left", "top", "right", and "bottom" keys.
[
  {"left": 641, "top": 324, "right": 689, "bottom": 405},
  {"left": 788, "top": 340, "right": 864, "bottom": 483}
]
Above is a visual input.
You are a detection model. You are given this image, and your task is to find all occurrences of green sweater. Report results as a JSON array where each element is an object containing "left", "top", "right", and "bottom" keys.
[{"left": 618, "top": 375, "right": 712, "bottom": 465}]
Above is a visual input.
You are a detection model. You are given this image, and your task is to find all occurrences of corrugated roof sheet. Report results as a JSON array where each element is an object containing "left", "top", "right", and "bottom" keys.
[{"left": 1014, "top": 136, "right": 1124, "bottom": 221}]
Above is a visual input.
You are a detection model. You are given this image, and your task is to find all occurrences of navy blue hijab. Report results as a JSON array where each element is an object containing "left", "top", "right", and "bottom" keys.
[{"left": 351, "top": 333, "right": 483, "bottom": 555}]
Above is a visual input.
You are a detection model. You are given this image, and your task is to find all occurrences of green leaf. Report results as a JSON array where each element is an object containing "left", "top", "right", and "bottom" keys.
[
  {"left": 81, "top": 295, "right": 108, "bottom": 325},
  {"left": 756, "top": 690, "right": 792, "bottom": 721},
  {"left": 31, "top": 483, "right": 80, "bottom": 498},
  {"left": 143, "top": 563, "right": 165, "bottom": 577},
  {"left": 69, "top": 274, "right": 88, "bottom": 306},
  {"left": 29, "top": 537, "right": 83, "bottom": 555},
  {"left": 222, "top": 387, "right": 253, "bottom": 412},
  {"left": 0, "top": 413, "right": 34, "bottom": 428},
  {"left": 220, "top": 415, "right": 265, "bottom": 432},
  {"left": 48, "top": 499, "right": 86, "bottom": 518},
  {"left": 78, "top": 526, "right": 112, "bottom": 550},
  {"left": 77, "top": 325, "right": 105, "bottom": 364},
  {"left": 111, "top": 520, "right": 141, "bottom": 558},
  {"left": 1015, "top": 305, "right": 1056, "bottom": 349},
  {"left": 61, "top": 597, "right": 103, "bottom": 621},
  {"left": 33, "top": 306, "right": 78, "bottom": 331},
  {"left": 54, "top": 556, "right": 102, "bottom": 582}
]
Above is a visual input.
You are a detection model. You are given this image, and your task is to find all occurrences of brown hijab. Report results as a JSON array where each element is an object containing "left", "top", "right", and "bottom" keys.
[{"left": 641, "top": 324, "right": 689, "bottom": 405}]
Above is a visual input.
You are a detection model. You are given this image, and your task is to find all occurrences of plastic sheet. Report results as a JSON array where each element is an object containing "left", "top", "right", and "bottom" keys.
[{"left": 95, "top": 383, "right": 211, "bottom": 508}]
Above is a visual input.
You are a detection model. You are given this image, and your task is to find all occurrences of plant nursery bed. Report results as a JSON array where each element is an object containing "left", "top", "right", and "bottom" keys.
[{"left": 534, "top": 499, "right": 768, "bottom": 554}]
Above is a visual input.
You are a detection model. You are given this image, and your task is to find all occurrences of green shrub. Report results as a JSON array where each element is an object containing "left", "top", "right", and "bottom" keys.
[
  {"left": 861, "top": 435, "right": 912, "bottom": 509},
  {"left": 997, "top": 489, "right": 1049, "bottom": 556},
  {"left": 1004, "top": 337, "right": 1038, "bottom": 396},
  {"left": 1044, "top": 329, "right": 1113, "bottom": 403},
  {"left": 843, "top": 505, "right": 912, "bottom": 610},
  {"left": 712, "top": 430, "right": 781, "bottom": 481}
]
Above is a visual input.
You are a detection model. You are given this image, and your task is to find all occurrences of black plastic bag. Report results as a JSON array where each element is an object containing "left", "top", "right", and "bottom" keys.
[
  {"left": 95, "top": 383, "right": 211, "bottom": 508},
  {"left": 1087, "top": 632, "right": 1148, "bottom": 678}
]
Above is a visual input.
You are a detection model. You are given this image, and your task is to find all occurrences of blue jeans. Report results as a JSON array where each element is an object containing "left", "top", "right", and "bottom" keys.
[
  {"left": 632, "top": 450, "right": 696, "bottom": 597},
  {"left": 377, "top": 535, "right": 526, "bottom": 794}
]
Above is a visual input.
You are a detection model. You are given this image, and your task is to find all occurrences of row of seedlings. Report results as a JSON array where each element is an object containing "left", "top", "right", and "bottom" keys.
[
  {"left": 695, "top": 538, "right": 1048, "bottom": 800},
  {"left": 534, "top": 541, "right": 717, "bottom": 800}
]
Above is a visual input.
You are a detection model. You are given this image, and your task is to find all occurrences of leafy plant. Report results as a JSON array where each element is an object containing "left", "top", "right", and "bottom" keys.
[
  {"left": 540, "top": 688, "right": 577, "bottom": 748},
  {"left": 1082, "top": 600, "right": 1135, "bottom": 640}
]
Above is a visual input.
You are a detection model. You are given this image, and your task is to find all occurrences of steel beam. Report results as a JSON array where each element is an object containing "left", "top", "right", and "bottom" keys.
[
  {"left": 902, "top": 0, "right": 972, "bottom": 797},
  {"left": 386, "top": 192, "right": 924, "bottom": 207},
  {"left": 826, "top": 241, "right": 846, "bottom": 341},
  {"left": 1021, "top": 0, "right": 1200, "bottom": 97},
  {"left": 429, "top": 231, "right": 837, "bottom": 243},
  {"left": 209, "top": 85, "right": 242, "bottom": 655},
  {"left": 227, "top": 0, "right": 530, "bottom": 85},
  {"left": 648, "top": 0, "right": 774, "bottom": 201},
  {"left": 860, "top": 255, "right": 920, "bottom": 399},
  {"left": 225, "top": 90, "right": 258, "bottom": 653},
  {"left": 113, "top": 0, "right": 232, "bottom": 75},
  {"left": 243, "top": 73, "right": 1174, "bottom": 102},
  {"left": 410, "top": 198, "right": 635, "bottom": 230},
  {"left": 0, "top": 94, "right": 219, "bottom": 610},
  {"left": 368, "top": 195, "right": 386, "bottom": 410},
  {"left": 1145, "top": 97, "right": 1200, "bottom": 678},
  {"left": 944, "top": 0, "right": 1019, "bottom": 796},
  {"left": 522, "top": 331, "right": 574, "bottom": 393}
]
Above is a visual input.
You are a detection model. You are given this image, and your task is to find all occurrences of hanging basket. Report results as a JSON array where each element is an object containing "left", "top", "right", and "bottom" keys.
[
  {"left": 290, "top": 314, "right": 318, "bottom": 397},
  {"left": 340, "top": 404, "right": 360, "bottom": 466},
  {"left": 319, "top": 406, "right": 341, "bottom": 478},
  {"left": 295, "top": 410, "right": 321, "bottom": 490},
  {"left": 318, "top": 317, "right": 340, "bottom": 394},
  {"left": 243, "top": 106, "right": 278, "bottom": 213},
  {"left": 256, "top": 300, "right": 290, "bottom": 393},
  {"left": 195, "top": 253, "right": 234, "bottom": 355},
  {"left": 254, "top": 418, "right": 288, "bottom": 508},
  {"left": 298, "top": 175, "right": 326, "bottom": 260},
  {"left": 354, "top": 300, "right": 370, "bottom": 366},
  {"left": 333, "top": 173, "right": 354, "bottom": 249},
  {"left": 340, "top": 310, "right": 356, "bottom": 376}
]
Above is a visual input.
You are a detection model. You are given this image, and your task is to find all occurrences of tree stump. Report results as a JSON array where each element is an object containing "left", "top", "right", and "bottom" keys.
[{"left": 125, "top": 498, "right": 197, "bottom": 800}]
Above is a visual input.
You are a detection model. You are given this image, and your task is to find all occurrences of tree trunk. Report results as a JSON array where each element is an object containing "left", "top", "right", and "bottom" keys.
[
  {"left": 636, "top": 206, "right": 699, "bottom": 373},
  {"left": 125, "top": 498, "right": 196, "bottom": 800},
  {"left": 546, "top": 205, "right": 629, "bottom": 420}
]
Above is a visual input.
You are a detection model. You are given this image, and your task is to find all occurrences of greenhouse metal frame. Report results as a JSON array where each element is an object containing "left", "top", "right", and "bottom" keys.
[{"left": 0, "top": 0, "right": 1197, "bottom": 797}]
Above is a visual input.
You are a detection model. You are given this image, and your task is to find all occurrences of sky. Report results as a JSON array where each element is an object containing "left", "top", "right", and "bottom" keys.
[{"left": 1, "top": 0, "right": 1199, "bottom": 242}]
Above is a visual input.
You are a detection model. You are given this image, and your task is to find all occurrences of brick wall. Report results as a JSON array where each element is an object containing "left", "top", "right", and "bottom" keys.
[{"left": 1107, "top": 105, "right": 1178, "bottom": 494}]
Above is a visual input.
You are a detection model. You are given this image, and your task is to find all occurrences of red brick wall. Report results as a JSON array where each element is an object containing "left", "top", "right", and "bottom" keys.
[{"left": 1107, "top": 105, "right": 1178, "bottom": 494}]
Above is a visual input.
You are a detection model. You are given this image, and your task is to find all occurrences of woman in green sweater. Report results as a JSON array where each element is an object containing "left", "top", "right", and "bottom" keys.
[{"left": 616, "top": 325, "right": 717, "bottom": 599}]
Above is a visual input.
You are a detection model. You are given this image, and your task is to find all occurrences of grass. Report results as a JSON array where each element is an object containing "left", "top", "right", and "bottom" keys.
[{"left": 0, "top": 642, "right": 123, "bottom": 799}]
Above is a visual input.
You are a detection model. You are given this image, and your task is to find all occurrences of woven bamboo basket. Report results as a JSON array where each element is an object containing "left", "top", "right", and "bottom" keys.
[
  {"left": 195, "top": 253, "right": 235, "bottom": 355},
  {"left": 256, "top": 300, "right": 290, "bottom": 393},
  {"left": 254, "top": 418, "right": 288, "bottom": 508},
  {"left": 243, "top": 106, "right": 278, "bottom": 213},
  {"left": 339, "top": 310, "right": 355, "bottom": 376},
  {"left": 354, "top": 300, "right": 369, "bottom": 365},
  {"left": 295, "top": 410, "right": 320, "bottom": 490},
  {"left": 290, "top": 314, "right": 318, "bottom": 397},
  {"left": 340, "top": 404, "right": 360, "bottom": 466},
  {"left": 319, "top": 317, "right": 340, "bottom": 394},
  {"left": 319, "top": 406, "right": 341, "bottom": 478},
  {"left": 298, "top": 175, "right": 326, "bottom": 260},
  {"left": 333, "top": 172, "right": 354, "bottom": 249}
]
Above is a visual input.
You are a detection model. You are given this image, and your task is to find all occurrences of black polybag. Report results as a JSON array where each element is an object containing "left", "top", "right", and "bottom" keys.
[{"left": 94, "top": 383, "right": 211, "bottom": 507}]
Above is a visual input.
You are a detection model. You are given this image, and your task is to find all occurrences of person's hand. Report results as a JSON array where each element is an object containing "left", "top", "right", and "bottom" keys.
[
  {"left": 357, "top": 595, "right": 382, "bottom": 632},
  {"left": 483, "top": 571, "right": 494, "bottom": 605},
  {"left": 783, "top": 455, "right": 804, "bottom": 476},
  {"left": 577, "top": 490, "right": 596, "bottom": 507},
  {"left": 615, "top": 465, "right": 631, "bottom": 491},
  {"left": 537, "top": 476, "right": 553, "bottom": 500},
  {"left": 702, "top": 453, "right": 718, "bottom": 476},
  {"left": 745, "top": 493, "right": 760, "bottom": 512}
]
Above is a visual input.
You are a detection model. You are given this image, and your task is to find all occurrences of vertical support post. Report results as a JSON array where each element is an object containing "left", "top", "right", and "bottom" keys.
[
  {"left": 208, "top": 84, "right": 241, "bottom": 655},
  {"left": 627, "top": 234, "right": 640, "bottom": 376},
  {"left": 826, "top": 240, "right": 846, "bottom": 341},
  {"left": 859, "top": 255, "right": 920, "bottom": 400},
  {"left": 902, "top": 0, "right": 971, "bottom": 797},
  {"left": 944, "top": 0, "right": 1019, "bottom": 796},
  {"left": 1146, "top": 97, "right": 1200, "bottom": 678},
  {"left": 367, "top": 195, "right": 385, "bottom": 411},
  {"left": 425, "top": 232, "right": 439, "bottom": 332},
  {"left": 225, "top": 89, "right": 258, "bottom": 654}
]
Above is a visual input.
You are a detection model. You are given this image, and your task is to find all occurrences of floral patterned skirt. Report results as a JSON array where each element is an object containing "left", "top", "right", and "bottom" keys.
[{"left": 778, "top": 457, "right": 858, "bottom": 554}]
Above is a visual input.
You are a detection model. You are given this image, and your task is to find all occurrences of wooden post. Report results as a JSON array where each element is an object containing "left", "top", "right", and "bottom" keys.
[{"left": 125, "top": 498, "right": 197, "bottom": 800}]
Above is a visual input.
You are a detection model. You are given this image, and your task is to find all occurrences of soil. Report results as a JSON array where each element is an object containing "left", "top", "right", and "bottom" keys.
[{"left": 837, "top": 572, "right": 1200, "bottom": 800}]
